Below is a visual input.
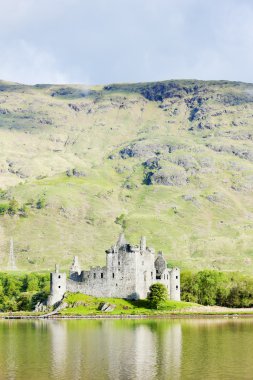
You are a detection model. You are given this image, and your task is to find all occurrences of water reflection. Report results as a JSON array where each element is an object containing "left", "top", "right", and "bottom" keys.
[
  {"left": 0, "top": 318, "right": 253, "bottom": 380},
  {"left": 49, "top": 320, "right": 182, "bottom": 380}
]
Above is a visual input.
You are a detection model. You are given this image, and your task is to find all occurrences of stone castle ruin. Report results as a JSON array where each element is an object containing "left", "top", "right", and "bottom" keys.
[{"left": 48, "top": 233, "right": 180, "bottom": 306}]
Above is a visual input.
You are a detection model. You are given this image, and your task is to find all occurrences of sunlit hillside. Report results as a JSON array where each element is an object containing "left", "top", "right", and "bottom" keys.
[{"left": 0, "top": 79, "right": 253, "bottom": 272}]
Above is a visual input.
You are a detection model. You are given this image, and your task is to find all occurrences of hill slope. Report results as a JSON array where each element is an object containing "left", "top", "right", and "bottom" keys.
[{"left": 0, "top": 79, "right": 253, "bottom": 272}]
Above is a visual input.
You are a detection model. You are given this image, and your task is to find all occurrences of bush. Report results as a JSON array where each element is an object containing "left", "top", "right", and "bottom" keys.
[
  {"left": 0, "top": 203, "right": 8, "bottom": 215},
  {"left": 19, "top": 204, "right": 29, "bottom": 217},
  {"left": 115, "top": 213, "right": 126, "bottom": 229},
  {"left": 8, "top": 198, "right": 19, "bottom": 215},
  {"left": 36, "top": 197, "right": 46, "bottom": 209},
  {"left": 147, "top": 283, "right": 168, "bottom": 309}
]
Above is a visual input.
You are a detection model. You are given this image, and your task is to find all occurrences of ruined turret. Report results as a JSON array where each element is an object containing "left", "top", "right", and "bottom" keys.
[
  {"left": 116, "top": 232, "right": 127, "bottom": 248},
  {"left": 70, "top": 256, "right": 81, "bottom": 275},
  {"left": 140, "top": 236, "right": 146, "bottom": 253},
  {"left": 47, "top": 264, "right": 66, "bottom": 306}
]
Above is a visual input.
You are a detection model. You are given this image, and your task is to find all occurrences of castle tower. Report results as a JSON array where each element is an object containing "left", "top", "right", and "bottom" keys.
[
  {"left": 117, "top": 232, "right": 127, "bottom": 248},
  {"left": 140, "top": 236, "right": 146, "bottom": 252},
  {"left": 154, "top": 251, "right": 166, "bottom": 279},
  {"left": 47, "top": 264, "right": 67, "bottom": 306},
  {"left": 170, "top": 267, "right": 180, "bottom": 301},
  {"left": 70, "top": 256, "right": 81, "bottom": 275}
]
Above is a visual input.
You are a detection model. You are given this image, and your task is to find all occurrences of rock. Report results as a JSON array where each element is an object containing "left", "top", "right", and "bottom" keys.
[
  {"left": 66, "top": 168, "right": 86, "bottom": 177},
  {"left": 119, "top": 142, "right": 183, "bottom": 159},
  {"left": 34, "top": 302, "right": 47, "bottom": 312},
  {"left": 98, "top": 302, "right": 115, "bottom": 312},
  {"left": 143, "top": 157, "right": 160, "bottom": 170},
  {"left": 145, "top": 167, "right": 188, "bottom": 186},
  {"left": 108, "top": 154, "right": 117, "bottom": 160},
  {"left": 68, "top": 103, "right": 81, "bottom": 112}
]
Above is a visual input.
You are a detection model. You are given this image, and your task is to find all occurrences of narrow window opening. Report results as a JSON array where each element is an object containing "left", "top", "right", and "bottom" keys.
[
  {"left": 101, "top": 273, "right": 103, "bottom": 279},
  {"left": 94, "top": 273, "right": 96, "bottom": 279},
  {"left": 176, "top": 285, "right": 178, "bottom": 290},
  {"left": 112, "top": 273, "right": 115, "bottom": 278},
  {"left": 58, "top": 286, "right": 61, "bottom": 289},
  {"left": 176, "top": 275, "right": 178, "bottom": 279},
  {"left": 118, "top": 261, "right": 120, "bottom": 266},
  {"left": 58, "top": 275, "right": 61, "bottom": 279},
  {"left": 167, "top": 275, "right": 168, "bottom": 280}
]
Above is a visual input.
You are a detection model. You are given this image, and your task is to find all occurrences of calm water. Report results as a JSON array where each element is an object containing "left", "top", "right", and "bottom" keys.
[{"left": 0, "top": 318, "right": 253, "bottom": 380}]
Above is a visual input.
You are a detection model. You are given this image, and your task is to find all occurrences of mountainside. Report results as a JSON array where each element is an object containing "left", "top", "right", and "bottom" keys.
[{"left": 0, "top": 79, "right": 253, "bottom": 272}]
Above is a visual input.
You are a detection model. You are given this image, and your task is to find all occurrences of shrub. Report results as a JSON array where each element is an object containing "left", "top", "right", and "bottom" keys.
[
  {"left": 36, "top": 197, "right": 46, "bottom": 209},
  {"left": 115, "top": 213, "right": 126, "bottom": 229},
  {"left": 0, "top": 203, "right": 8, "bottom": 215},
  {"left": 147, "top": 283, "right": 168, "bottom": 309},
  {"left": 8, "top": 198, "right": 19, "bottom": 215}
]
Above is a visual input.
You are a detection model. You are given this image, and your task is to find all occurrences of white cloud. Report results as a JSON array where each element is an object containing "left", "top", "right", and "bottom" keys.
[
  {"left": 0, "top": 40, "right": 69, "bottom": 84},
  {"left": 0, "top": 0, "right": 253, "bottom": 84}
]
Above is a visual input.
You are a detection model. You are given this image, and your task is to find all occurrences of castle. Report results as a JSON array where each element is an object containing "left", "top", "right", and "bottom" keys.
[{"left": 48, "top": 233, "right": 180, "bottom": 306}]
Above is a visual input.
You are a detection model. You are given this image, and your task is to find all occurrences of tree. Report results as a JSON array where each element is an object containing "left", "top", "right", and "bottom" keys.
[
  {"left": 8, "top": 198, "right": 19, "bottom": 215},
  {"left": 147, "top": 283, "right": 168, "bottom": 309},
  {"left": 0, "top": 203, "right": 8, "bottom": 215}
]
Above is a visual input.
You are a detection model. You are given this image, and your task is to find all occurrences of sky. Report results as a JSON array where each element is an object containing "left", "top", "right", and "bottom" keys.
[{"left": 1, "top": 0, "right": 253, "bottom": 85}]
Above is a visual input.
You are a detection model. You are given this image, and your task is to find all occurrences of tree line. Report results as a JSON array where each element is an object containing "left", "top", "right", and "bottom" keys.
[
  {"left": 0, "top": 272, "right": 50, "bottom": 312},
  {"left": 1, "top": 269, "right": 253, "bottom": 312},
  {"left": 181, "top": 270, "right": 253, "bottom": 308}
]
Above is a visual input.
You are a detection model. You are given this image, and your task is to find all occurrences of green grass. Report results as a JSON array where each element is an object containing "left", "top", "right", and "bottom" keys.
[{"left": 60, "top": 292, "right": 198, "bottom": 316}]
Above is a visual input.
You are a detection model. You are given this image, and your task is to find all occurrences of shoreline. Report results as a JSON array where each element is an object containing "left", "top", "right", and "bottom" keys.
[{"left": 2, "top": 312, "right": 253, "bottom": 320}]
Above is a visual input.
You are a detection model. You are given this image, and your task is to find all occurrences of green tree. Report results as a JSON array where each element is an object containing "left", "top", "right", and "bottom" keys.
[
  {"left": 26, "top": 274, "right": 39, "bottom": 292},
  {"left": 115, "top": 214, "right": 126, "bottom": 230},
  {"left": 181, "top": 271, "right": 199, "bottom": 303},
  {"left": 0, "top": 203, "right": 8, "bottom": 215},
  {"left": 148, "top": 283, "right": 168, "bottom": 309},
  {"left": 8, "top": 198, "right": 19, "bottom": 215}
]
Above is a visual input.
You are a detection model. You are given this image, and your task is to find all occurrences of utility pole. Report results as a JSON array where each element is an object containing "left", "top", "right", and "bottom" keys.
[{"left": 8, "top": 238, "right": 17, "bottom": 270}]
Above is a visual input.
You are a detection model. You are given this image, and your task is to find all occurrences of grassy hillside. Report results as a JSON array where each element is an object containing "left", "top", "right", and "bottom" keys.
[{"left": 0, "top": 79, "right": 253, "bottom": 273}]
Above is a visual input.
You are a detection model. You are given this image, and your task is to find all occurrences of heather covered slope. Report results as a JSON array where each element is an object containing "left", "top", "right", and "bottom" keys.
[{"left": 0, "top": 79, "right": 253, "bottom": 272}]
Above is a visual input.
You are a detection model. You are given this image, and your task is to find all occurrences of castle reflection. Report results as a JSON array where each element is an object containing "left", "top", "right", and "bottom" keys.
[
  {"left": 49, "top": 319, "right": 182, "bottom": 380},
  {"left": 1, "top": 318, "right": 253, "bottom": 380}
]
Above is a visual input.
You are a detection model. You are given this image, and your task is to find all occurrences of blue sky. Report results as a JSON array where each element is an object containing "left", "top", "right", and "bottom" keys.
[{"left": 1, "top": 0, "right": 253, "bottom": 84}]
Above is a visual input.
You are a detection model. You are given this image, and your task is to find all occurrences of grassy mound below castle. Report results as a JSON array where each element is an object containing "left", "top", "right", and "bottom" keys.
[{"left": 60, "top": 292, "right": 195, "bottom": 316}]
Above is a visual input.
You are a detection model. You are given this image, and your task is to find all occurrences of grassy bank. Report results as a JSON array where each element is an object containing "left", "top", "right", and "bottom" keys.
[{"left": 60, "top": 292, "right": 198, "bottom": 316}]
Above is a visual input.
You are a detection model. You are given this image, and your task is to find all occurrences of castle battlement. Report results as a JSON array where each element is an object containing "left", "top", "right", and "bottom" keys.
[{"left": 48, "top": 233, "right": 180, "bottom": 306}]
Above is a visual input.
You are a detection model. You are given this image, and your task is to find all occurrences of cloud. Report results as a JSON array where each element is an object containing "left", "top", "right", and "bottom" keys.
[
  {"left": 0, "top": 0, "right": 253, "bottom": 84},
  {"left": 0, "top": 40, "right": 69, "bottom": 84}
]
